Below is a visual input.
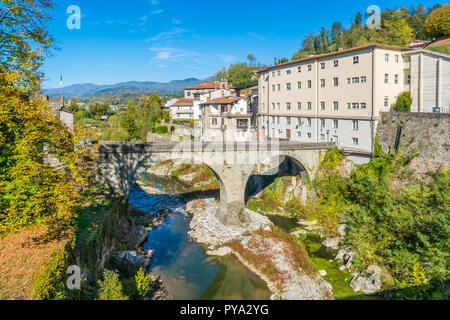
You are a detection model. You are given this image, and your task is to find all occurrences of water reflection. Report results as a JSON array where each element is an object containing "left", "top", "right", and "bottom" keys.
[{"left": 128, "top": 182, "right": 271, "bottom": 300}]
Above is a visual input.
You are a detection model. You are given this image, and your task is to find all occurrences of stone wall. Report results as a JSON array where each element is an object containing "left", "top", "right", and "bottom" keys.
[{"left": 377, "top": 112, "right": 450, "bottom": 172}]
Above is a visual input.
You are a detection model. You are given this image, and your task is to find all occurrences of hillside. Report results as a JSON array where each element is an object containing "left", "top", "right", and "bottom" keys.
[{"left": 43, "top": 78, "right": 203, "bottom": 97}]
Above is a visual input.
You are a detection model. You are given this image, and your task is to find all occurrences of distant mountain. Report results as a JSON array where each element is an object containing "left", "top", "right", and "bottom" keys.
[{"left": 43, "top": 78, "right": 203, "bottom": 97}]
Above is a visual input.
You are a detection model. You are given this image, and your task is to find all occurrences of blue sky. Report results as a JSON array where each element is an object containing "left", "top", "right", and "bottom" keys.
[{"left": 42, "top": 0, "right": 441, "bottom": 88}]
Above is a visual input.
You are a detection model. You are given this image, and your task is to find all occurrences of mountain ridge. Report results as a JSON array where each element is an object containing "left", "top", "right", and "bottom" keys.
[{"left": 43, "top": 78, "right": 204, "bottom": 97}]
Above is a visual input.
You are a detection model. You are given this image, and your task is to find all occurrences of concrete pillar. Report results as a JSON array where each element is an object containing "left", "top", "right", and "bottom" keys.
[{"left": 211, "top": 164, "right": 253, "bottom": 225}]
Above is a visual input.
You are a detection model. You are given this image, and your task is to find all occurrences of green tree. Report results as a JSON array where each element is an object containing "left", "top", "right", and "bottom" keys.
[
  {"left": 247, "top": 53, "right": 256, "bottom": 66},
  {"left": 97, "top": 270, "right": 129, "bottom": 300},
  {"left": 424, "top": 4, "right": 450, "bottom": 38},
  {"left": 120, "top": 115, "right": 138, "bottom": 138},
  {"left": 134, "top": 268, "right": 152, "bottom": 300},
  {"left": 0, "top": 0, "right": 55, "bottom": 90},
  {"left": 393, "top": 92, "right": 413, "bottom": 112}
]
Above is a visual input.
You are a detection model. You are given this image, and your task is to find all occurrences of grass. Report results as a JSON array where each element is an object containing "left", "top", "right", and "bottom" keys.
[{"left": 0, "top": 227, "right": 68, "bottom": 300}]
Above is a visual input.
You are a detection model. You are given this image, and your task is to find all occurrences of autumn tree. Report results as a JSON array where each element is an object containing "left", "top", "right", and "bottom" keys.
[
  {"left": 0, "top": 0, "right": 55, "bottom": 90},
  {"left": 424, "top": 4, "right": 450, "bottom": 39},
  {"left": 0, "top": 0, "right": 98, "bottom": 236}
]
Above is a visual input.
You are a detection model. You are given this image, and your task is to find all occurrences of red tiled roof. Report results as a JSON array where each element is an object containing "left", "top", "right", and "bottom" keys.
[
  {"left": 185, "top": 83, "right": 236, "bottom": 90},
  {"left": 258, "top": 43, "right": 409, "bottom": 73},
  {"left": 200, "top": 97, "right": 241, "bottom": 105},
  {"left": 172, "top": 98, "right": 194, "bottom": 106}
]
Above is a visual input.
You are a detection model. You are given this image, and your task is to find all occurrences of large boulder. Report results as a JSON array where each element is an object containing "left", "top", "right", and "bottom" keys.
[
  {"left": 110, "top": 250, "right": 154, "bottom": 272},
  {"left": 135, "top": 226, "right": 149, "bottom": 247},
  {"left": 350, "top": 265, "right": 383, "bottom": 295}
]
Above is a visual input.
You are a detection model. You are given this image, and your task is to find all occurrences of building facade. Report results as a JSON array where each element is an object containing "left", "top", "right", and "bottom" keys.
[
  {"left": 199, "top": 96, "right": 252, "bottom": 142},
  {"left": 403, "top": 49, "right": 450, "bottom": 113},
  {"left": 257, "top": 44, "right": 449, "bottom": 152},
  {"left": 170, "top": 98, "right": 195, "bottom": 119}
]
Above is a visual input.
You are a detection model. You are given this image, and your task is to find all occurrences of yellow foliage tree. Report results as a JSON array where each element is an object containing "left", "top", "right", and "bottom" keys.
[
  {"left": 424, "top": 5, "right": 450, "bottom": 38},
  {"left": 0, "top": 71, "right": 98, "bottom": 236}
]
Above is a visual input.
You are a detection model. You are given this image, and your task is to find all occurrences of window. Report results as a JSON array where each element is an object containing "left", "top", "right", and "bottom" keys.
[
  {"left": 385, "top": 74, "right": 389, "bottom": 84},
  {"left": 361, "top": 103, "right": 367, "bottom": 109},
  {"left": 395, "top": 55, "right": 399, "bottom": 63},
  {"left": 277, "top": 103, "right": 280, "bottom": 110},
  {"left": 384, "top": 96, "right": 389, "bottom": 107},
  {"left": 277, "top": 84, "right": 281, "bottom": 91},
  {"left": 272, "top": 117, "right": 275, "bottom": 124},
  {"left": 320, "top": 102, "right": 325, "bottom": 110},
  {"left": 307, "top": 118, "right": 312, "bottom": 126},
  {"left": 395, "top": 74, "right": 399, "bottom": 84},
  {"left": 272, "top": 103, "right": 275, "bottom": 110},
  {"left": 320, "top": 62, "right": 325, "bottom": 69},
  {"left": 334, "top": 60, "right": 339, "bottom": 67},
  {"left": 353, "top": 56, "right": 359, "bottom": 64},
  {"left": 272, "top": 85, "right": 275, "bottom": 91},
  {"left": 333, "top": 101, "right": 339, "bottom": 110},
  {"left": 385, "top": 54, "right": 389, "bottom": 62},
  {"left": 272, "top": 72, "right": 275, "bottom": 77},
  {"left": 298, "top": 66, "right": 302, "bottom": 72},
  {"left": 297, "top": 81, "right": 301, "bottom": 89},
  {"left": 352, "top": 77, "right": 360, "bottom": 84},
  {"left": 287, "top": 70, "right": 291, "bottom": 75},
  {"left": 347, "top": 103, "right": 351, "bottom": 109},
  {"left": 405, "top": 56, "right": 411, "bottom": 62},
  {"left": 361, "top": 76, "right": 367, "bottom": 83},
  {"left": 407, "top": 75, "right": 411, "bottom": 84},
  {"left": 333, "top": 77, "right": 339, "bottom": 86},
  {"left": 320, "top": 79, "right": 325, "bottom": 87},
  {"left": 320, "top": 134, "right": 326, "bottom": 141},
  {"left": 347, "top": 78, "right": 351, "bottom": 84},
  {"left": 307, "top": 102, "right": 312, "bottom": 110},
  {"left": 308, "top": 64, "right": 312, "bottom": 71},
  {"left": 277, "top": 117, "right": 280, "bottom": 124},
  {"left": 333, "top": 119, "right": 339, "bottom": 129},
  {"left": 307, "top": 133, "right": 312, "bottom": 139},
  {"left": 187, "top": 92, "right": 191, "bottom": 96},
  {"left": 320, "top": 119, "right": 325, "bottom": 127},
  {"left": 286, "top": 83, "right": 291, "bottom": 90},
  {"left": 297, "top": 102, "right": 302, "bottom": 110},
  {"left": 352, "top": 138, "right": 359, "bottom": 145},
  {"left": 212, "top": 118, "right": 217, "bottom": 125},
  {"left": 297, "top": 118, "right": 302, "bottom": 125},
  {"left": 287, "top": 117, "right": 291, "bottom": 125},
  {"left": 307, "top": 80, "right": 312, "bottom": 88},
  {"left": 286, "top": 102, "right": 291, "bottom": 110},
  {"left": 352, "top": 103, "right": 359, "bottom": 109},
  {"left": 277, "top": 71, "right": 281, "bottom": 76},
  {"left": 352, "top": 121, "right": 359, "bottom": 131},
  {"left": 297, "top": 132, "right": 302, "bottom": 137}
]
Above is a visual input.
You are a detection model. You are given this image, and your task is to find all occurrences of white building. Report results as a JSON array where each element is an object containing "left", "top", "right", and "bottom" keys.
[
  {"left": 199, "top": 95, "right": 252, "bottom": 142},
  {"left": 403, "top": 49, "right": 450, "bottom": 113},
  {"left": 257, "top": 44, "right": 450, "bottom": 152}
]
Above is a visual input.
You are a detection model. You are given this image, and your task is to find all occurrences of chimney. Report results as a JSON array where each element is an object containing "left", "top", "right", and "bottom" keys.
[{"left": 338, "top": 47, "right": 343, "bottom": 51}]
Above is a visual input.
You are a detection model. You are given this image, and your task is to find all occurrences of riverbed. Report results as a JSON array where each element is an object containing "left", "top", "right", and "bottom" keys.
[{"left": 128, "top": 179, "right": 271, "bottom": 300}]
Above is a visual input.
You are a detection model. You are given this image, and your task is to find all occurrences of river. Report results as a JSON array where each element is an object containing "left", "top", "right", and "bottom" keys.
[{"left": 128, "top": 177, "right": 271, "bottom": 300}]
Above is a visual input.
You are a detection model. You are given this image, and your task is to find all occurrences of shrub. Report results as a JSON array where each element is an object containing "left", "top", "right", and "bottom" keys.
[
  {"left": 393, "top": 92, "right": 412, "bottom": 112},
  {"left": 97, "top": 270, "right": 129, "bottom": 300},
  {"left": 155, "top": 126, "right": 168, "bottom": 134},
  {"left": 134, "top": 268, "right": 152, "bottom": 300},
  {"left": 32, "top": 249, "right": 68, "bottom": 300},
  {"left": 170, "top": 126, "right": 176, "bottom": 134}
]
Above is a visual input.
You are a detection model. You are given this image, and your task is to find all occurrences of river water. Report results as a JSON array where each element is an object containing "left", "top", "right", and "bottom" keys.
[{"left": 128, "top": 180, "right": 271, "bottom": 300}]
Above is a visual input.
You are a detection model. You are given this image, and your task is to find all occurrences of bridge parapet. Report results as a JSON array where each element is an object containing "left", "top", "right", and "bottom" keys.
[{"left": 97, "top": 140, "right": 336, "bottom": 226}]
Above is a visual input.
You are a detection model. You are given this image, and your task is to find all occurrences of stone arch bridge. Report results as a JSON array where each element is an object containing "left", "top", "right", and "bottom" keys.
[{"left": 98, "top": 141, "right": 335, "bottom": 225}]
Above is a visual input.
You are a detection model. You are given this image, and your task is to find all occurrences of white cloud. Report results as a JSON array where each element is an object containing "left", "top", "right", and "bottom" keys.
[
  {"left": 145, "top": 28, "right": 191, "bottom": 42},
  {"left": 218, "top": 54, "right": 235, "bottom": 64},
  {"left": 247, "top": 32, "right": 268, "bottom": 41},
  {"left": 150, "top": 9, "right": 164, "bottom": 15},
  {"left": 150, "top": 47, "right": 199, "bottom": 64}
]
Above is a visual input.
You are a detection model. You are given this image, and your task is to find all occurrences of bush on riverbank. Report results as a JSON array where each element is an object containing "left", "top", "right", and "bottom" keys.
[{"left": 299, "top": 147, "right": 449, "bottom": 299}]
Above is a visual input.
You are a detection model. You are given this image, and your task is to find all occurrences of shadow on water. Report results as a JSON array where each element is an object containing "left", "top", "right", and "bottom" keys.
[{"left": 129, "top": 175, "right": 271, "bottom": 300}]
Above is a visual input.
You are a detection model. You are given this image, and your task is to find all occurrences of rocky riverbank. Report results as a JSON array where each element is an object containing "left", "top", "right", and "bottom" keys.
[{"left": 185, "top": 198, "right": 334, "bottom": 300}]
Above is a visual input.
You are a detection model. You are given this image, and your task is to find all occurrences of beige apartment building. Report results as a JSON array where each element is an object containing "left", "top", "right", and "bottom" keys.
[{"left": 257, "top": 44, "right": 449, "bottom": 152}]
